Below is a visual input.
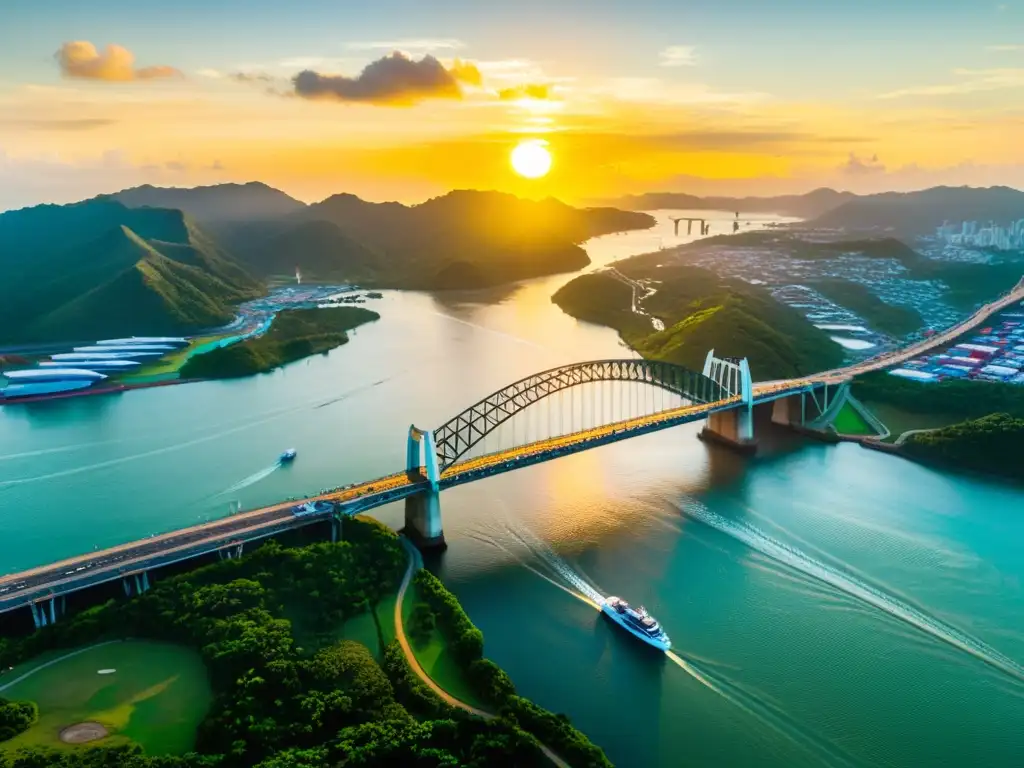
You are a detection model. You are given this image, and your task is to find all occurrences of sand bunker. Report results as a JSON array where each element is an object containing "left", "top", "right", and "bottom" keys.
[{"left": 59, "top": 722, "right": 109, "bottom": 743}]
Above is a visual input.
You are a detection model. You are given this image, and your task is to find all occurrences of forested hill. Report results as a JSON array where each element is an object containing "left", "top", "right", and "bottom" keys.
[
  {"left": 553, "top": 266, "right": 844, "bottom": 380},
  {"left": 0, "top": 198, "right": 262, "bottom": 344},
  {"left": 109, "top": 181, "right": 306, "bottom": 222},
  {"left": 3, "top": 184, "right": 653, "bottom": 343},
  {"left": 811, "top": 185, "right": 1024, "bottom": 235},
  {"left": 114, "top": 184, "right": 656, "bottom": 290}
]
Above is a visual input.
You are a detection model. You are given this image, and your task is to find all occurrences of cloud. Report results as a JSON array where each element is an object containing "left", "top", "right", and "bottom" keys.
[
  {"left": 55, "top": 41, "right": 180, "bottom": 82},
  {"left": 164, "top": 160, "right": 188, "bottom": 172},
  {"left": 0, "top": 118, "right": 116, "bottom": 131},
  {"left": 987, "top": 44, "right": 1023, "bottom": 51},
  {"left": 841, "top": 152, "right": 886, "bottom": 175},
  {"left": 230, "top": 71, "right": 275, "bottom": 83},
  {"left": 660, "top": 46, "right": 698, "bottom": 67},
  {"left": 878, "top": 68, "right": 1024, "bottom": 98},
  {"left": 292, "top": 52, "right": 482, "bottom": 105},
  {"left": 497, "top": 83, "right": 555, "bottom": 100},
  {"left": 346, "top": 39, "right": 465, "bottom": 53}
]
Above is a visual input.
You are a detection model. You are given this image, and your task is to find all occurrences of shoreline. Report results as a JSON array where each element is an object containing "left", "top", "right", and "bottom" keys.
[{"left": 0, "top": 377, "right": 192, "bottom": 407}]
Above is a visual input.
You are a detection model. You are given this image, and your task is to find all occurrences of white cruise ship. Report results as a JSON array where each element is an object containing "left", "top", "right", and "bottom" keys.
[
  {"left": 0, "top": 369, "right": 108, "bottom": 400},
  {"left": 96, "top": 336, "right": 188, "bottom": 347},
  {"left": 39, "top": 359, "right": 140, "bottom": 371},
  {"left": 601, "top": 596, "right": 671, "bottom": 651},
  {"left": 74, "top": 345, "right": 175, "bottom": 353}
]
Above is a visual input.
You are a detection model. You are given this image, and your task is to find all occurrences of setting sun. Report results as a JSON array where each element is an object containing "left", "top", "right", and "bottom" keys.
[{"left": 510, "top": 140, "right": 552, "bottom": 179}]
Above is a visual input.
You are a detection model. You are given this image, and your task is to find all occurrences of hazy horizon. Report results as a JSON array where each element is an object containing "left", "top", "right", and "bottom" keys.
[{"left": 3, "top": 0, "right": 1024, "bottom": 211}]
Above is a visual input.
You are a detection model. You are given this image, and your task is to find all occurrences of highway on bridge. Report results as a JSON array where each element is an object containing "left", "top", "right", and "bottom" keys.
[{"left": 2, "top": 277, "right": 1021, "bottom": 619}]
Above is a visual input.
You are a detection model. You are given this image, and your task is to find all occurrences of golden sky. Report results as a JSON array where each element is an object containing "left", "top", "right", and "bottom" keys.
[{"left": 2, "top": 0, "right": 1023, "bottom": 209}]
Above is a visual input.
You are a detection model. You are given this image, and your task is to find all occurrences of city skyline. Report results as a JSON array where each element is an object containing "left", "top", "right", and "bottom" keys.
[{"left": 2, "top": 0, "right": 1024, "bottom": 210}]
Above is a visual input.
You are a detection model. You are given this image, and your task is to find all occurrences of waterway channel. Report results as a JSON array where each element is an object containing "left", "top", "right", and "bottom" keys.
[{"left": 2, "top": 209, "right": 1023, "bottom": 767}]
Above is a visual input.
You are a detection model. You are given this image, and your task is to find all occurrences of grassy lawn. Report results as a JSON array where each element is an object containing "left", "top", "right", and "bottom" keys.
[
  {"left": 0, "top": 640, "right": 211, "bottom": 756},
  {"left": 832, "top": 401, "right": 878, "bottom": 436},
  {"left": 864, "top": 401, "right": 964, "bottom": 443},
  {"left": 403, "top": 580, "right": 488, "bottom": 711}
]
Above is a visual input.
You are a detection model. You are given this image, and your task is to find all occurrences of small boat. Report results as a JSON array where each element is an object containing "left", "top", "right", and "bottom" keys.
[
  {"left": 601, "top": 596, "right": 671, "bottom": 651},
  {"left": 279, "top": 448, "right": 297, "bottom": 463}
]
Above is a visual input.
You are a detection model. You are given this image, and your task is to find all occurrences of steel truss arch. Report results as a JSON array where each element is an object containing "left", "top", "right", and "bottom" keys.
[{"left": 432, "top": 359, "right": 726, "bottom": 471}]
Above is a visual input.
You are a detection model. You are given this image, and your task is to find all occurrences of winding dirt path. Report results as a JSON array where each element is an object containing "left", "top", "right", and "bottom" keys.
[{"left": 393, "top": 540, "right": 570, "bottom": 768}]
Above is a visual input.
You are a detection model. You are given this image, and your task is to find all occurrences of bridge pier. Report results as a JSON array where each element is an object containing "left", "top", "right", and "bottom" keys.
[
  {"left": 122, "top": 571, "right": 151, "bottom": 597},
  {"left": 29, "top": 596, "right": 64, "bottom": 629},
  {"left": 218, "top": 543, "right": 244, "bottom": 561},
  {"left": 405, "top": 425, "right": 445, "bottom": 550},
  {"left": 699, "top": 351, "right": 757, "bottom": 453},
  {"left": 771, "top": 392, "right": 806, "bottom": 427},
  {"left": 404, "top": 489, "right": 446, "bottom": 550},
  {"left": 700, "top": 407, "right": 757, "bottom": 454}
]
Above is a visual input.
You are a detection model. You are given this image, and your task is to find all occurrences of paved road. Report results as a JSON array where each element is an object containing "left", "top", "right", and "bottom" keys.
[{"left": 393, "top": 539, "right": 571, "bottom": 768}]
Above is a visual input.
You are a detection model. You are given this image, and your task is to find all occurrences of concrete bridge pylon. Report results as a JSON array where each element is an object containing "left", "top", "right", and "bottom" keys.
[
  {"left": 404, "top": 425, "right": 446, "bottom": 550},
  {"left": 699, "top": 350, "right": 757, "bottom": 453}
]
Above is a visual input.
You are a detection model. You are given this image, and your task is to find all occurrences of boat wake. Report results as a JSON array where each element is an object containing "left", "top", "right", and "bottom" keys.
[
  {"left": 675, "top": 497, "right": 1024, "bottom": 685},
  {"left": 221, "top": 463, "right": 281, "bottom": 495},
  {"left": 665, "top": 650, "right": 862, "bottom": 768},
  {"left": 499, "top": 520, "right": 607, "bottom": 607}
]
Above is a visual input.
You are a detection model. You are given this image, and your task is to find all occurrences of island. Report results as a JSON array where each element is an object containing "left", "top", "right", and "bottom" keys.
[
  {"left": 179, "top": 306, "right": 380, "bottom": 379},
  {"left": 0, "top": 518, "right": 611, "bottom": 767}
]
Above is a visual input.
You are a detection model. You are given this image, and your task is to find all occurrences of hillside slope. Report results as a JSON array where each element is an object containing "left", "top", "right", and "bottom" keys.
[
  {"left": 553, "top": 267, "right": 844, "bottom": 380},
  {"left": 0, "top": 199, "right": 262, "bottom": 344},
  {"left": 244, "top": 219, "right": 382, "bottom": 282},
  {"left": 109, "top": 181, "right": 306, "bottom": 222},
  {"left": 812, "top": 186, "right": 1024, "bottom": 235},
  {"left": 275, "top": 189, "right": 655, "bottom": 288}
]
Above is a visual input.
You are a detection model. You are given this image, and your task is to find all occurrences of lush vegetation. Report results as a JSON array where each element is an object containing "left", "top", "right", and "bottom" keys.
[
  {"left": 810, "top": 278, "right": 923, "bottom": 337},
  {"left": 180, "top": 307, "right": 379, "bottom": 379},
  {"left": 0, "top": 700, "right": 37, "bottom": 743},
  {"left": 0, "top": 200, "right": 262, "bottom": 345},
  {"left": 902, "top": 413, "right": 1024, "bottom": 479},
  {"left": 552, "top": 267, "right": 844, "bottom": 380},
  {"left": 207, "top": 189, "right": 655, "bottom": 290},
  {"left": 412, "top": 571, "right": 613, "bottom": 768},
  {"left": 0, "top": 520, "right": 610, "bottom": 767},
  {"left": 852, "top": 372, "right": 1024, "bottom": 421}
]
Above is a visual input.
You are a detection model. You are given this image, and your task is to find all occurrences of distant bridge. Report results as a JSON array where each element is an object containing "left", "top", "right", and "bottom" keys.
[
  {"left": 669, "top": 217, "right": 709, "bottom": 236},
  {"left": 4, "top": 274, "right": 1024, "bottom": 628}
]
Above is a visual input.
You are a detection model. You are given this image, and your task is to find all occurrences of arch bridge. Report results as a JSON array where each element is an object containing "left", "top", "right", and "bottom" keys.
[{"left": 401, "top": 351, "right": 825, "bottom": 548}]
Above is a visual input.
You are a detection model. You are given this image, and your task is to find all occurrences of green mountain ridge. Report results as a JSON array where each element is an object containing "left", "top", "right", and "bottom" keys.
[
  {"left": 124, "top": 185, "right": 656, "bottom": 290},
  {"left": 552, "top": 266, "right": 844, "bottom": 380},
  {"left": 0, "top": 199, "right": 262, "bottom": 344}
]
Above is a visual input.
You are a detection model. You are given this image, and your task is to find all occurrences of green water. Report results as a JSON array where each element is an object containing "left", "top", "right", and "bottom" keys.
[{"left": 2, "top": 209, "right": 1023, "bottom": 766}]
